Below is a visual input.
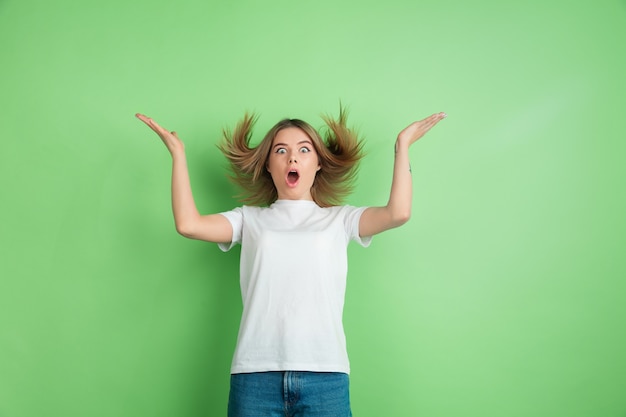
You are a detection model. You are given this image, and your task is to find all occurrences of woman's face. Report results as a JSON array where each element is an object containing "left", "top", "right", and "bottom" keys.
[{"left": 266, "top": 127, "right": 321, "bottom": 201}]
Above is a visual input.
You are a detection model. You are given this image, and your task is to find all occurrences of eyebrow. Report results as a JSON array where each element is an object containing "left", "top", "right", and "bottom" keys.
[{"left": 272, "top": 140, "right": 313, "bottom": 149}]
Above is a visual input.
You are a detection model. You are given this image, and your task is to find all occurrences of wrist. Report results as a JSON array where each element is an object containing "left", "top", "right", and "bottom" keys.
[
  {"left": 171, "top": 148, "right": 187, "bottom": 161},
  {"left": 394, "top": 138, "right": 410, "bottom": 153}
]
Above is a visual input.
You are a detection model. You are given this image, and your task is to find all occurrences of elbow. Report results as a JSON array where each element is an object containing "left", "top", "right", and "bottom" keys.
[
  {"left": 386, "top": 201, "right": 411, "bottom": 228},
  {"left": 381, "top": 206, "right": 411, "bottom": 230},
  {"left": 389, "top": 204, "right": 411, "bottom": 227},
  {"left": 393, "top": 211, "right": 411, "bottom": 227},
  {"left": 175, "top": 222, "right": 195, "bottom": 238}
]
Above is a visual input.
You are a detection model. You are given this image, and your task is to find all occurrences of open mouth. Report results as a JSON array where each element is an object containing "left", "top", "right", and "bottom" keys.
[{"left": 286, "top": 170, "right": 300, "bottom": 186}]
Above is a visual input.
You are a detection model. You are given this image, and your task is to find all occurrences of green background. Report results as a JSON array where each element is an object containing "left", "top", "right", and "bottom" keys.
[{"left": 1, "top": 0, "right": 625, "bottom": 416}]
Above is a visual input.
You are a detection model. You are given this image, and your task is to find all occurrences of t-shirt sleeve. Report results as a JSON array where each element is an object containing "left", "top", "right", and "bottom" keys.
[
  {"left": 343, "top": 205, "right": 372, "bottom": 248},
  {"left": 217, "top": 207, "right": 243, "bottom": 252}
]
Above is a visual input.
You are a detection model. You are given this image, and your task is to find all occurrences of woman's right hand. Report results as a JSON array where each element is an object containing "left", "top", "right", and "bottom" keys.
[{"left": 136, "top": 113, "right": 185, "bottom": 155}]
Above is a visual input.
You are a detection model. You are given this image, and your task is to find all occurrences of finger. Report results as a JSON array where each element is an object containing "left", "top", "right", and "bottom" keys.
[
  {"left": 432, "top": 112, "right": 447, "bottom": 124},
  {"left": 409, "top": 114, "right": 443, "bottom": 139},
  {"left": 136, "top": 114, "right": 169, "bottom": 135},
  {"left": 424, "top": 112, "right": 445, "bottom": 124},
  {"left": 417, "top": 118, "right": 438, "bottom": 131},
  {"left": 136, "top": 113, "right": 158, "bottom": 128},
  {"left": 421, "top": 112, "right": 446, "bottom": 129}
]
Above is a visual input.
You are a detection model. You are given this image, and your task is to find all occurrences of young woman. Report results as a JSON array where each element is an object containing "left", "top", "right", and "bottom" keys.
[{"left": 136, "top": 108, "right": 446, "bottom": 417}]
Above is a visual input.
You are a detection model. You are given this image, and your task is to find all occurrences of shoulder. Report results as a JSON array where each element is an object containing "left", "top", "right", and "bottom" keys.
[
  {"left": 326, "top": 204, "right": 368, "bottom": 215},
  {"left": 323, "top": 205, "right": 370, "bottom": 226},
  {"left": 222, "top": 205, "right": 267, "bottom": 214},
  {"left": 242, "top": 205, "right": 272, "bottom": 215},
  {"left": 220, "top": 205, "right": 267, "bottom": 222}
]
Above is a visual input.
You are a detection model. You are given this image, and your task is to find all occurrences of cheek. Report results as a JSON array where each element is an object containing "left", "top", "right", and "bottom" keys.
[
  {"left": 313, "top": 156, "right": 321, "bottom": 171},
  {"left": 266, "top": 159, "right": 280, "bottom": 183}
]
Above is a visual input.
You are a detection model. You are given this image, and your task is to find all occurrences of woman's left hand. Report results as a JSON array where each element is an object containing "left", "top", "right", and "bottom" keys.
[{"left": 397, "top": 112, "right": 447, "bottom": 148}]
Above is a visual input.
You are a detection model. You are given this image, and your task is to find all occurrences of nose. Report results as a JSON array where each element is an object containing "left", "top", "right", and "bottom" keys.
[{"left": 289, "top": 153, "right": 297, "bottom": 163}]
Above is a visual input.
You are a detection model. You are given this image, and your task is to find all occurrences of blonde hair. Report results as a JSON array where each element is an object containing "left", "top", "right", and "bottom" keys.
[{"left": 219, "top": 107, "right": 364, "bottom": 207}]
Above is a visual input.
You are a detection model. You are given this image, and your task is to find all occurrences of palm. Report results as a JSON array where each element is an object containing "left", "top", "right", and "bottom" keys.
[
  {"left": 136, "top": 113, "right": 185, "bottom": 154},
  {"left": 398, "top": 112, "right": 446, "bottom": 146}
]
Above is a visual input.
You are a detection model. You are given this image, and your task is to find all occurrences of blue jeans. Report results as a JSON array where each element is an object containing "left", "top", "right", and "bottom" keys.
[{"left": 228, "top": 371, "right": 352, "bottom": 417}]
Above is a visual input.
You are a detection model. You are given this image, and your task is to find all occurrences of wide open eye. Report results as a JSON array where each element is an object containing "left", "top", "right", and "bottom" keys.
[
  {"left": 275, "top": 148, "right": 287, "bottom": 154},
  {"left": 300, "top": 147, "right": 311, "bottom": 153}
]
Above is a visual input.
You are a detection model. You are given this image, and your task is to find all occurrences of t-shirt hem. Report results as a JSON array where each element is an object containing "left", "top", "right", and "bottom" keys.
[{"left": 231, "top": 363, "right": 350, "bottom": 375}]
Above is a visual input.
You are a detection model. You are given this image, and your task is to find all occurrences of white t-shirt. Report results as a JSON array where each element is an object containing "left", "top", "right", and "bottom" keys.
[{"left": 219, "top": 199, "right": 371, "bottom": 374}]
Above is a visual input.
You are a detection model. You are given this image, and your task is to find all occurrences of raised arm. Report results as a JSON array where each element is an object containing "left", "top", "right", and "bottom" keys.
[
  {"left": 359, "top": 112, "right": 446, "bottom": 238},
  {"left": 136, "top": 114, "right": 233, "bottom": 243}
]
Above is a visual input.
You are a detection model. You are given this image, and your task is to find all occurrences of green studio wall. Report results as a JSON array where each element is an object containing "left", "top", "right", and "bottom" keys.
[{"left": 1, "top": 0, "right": 625, "bottom": 416}]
